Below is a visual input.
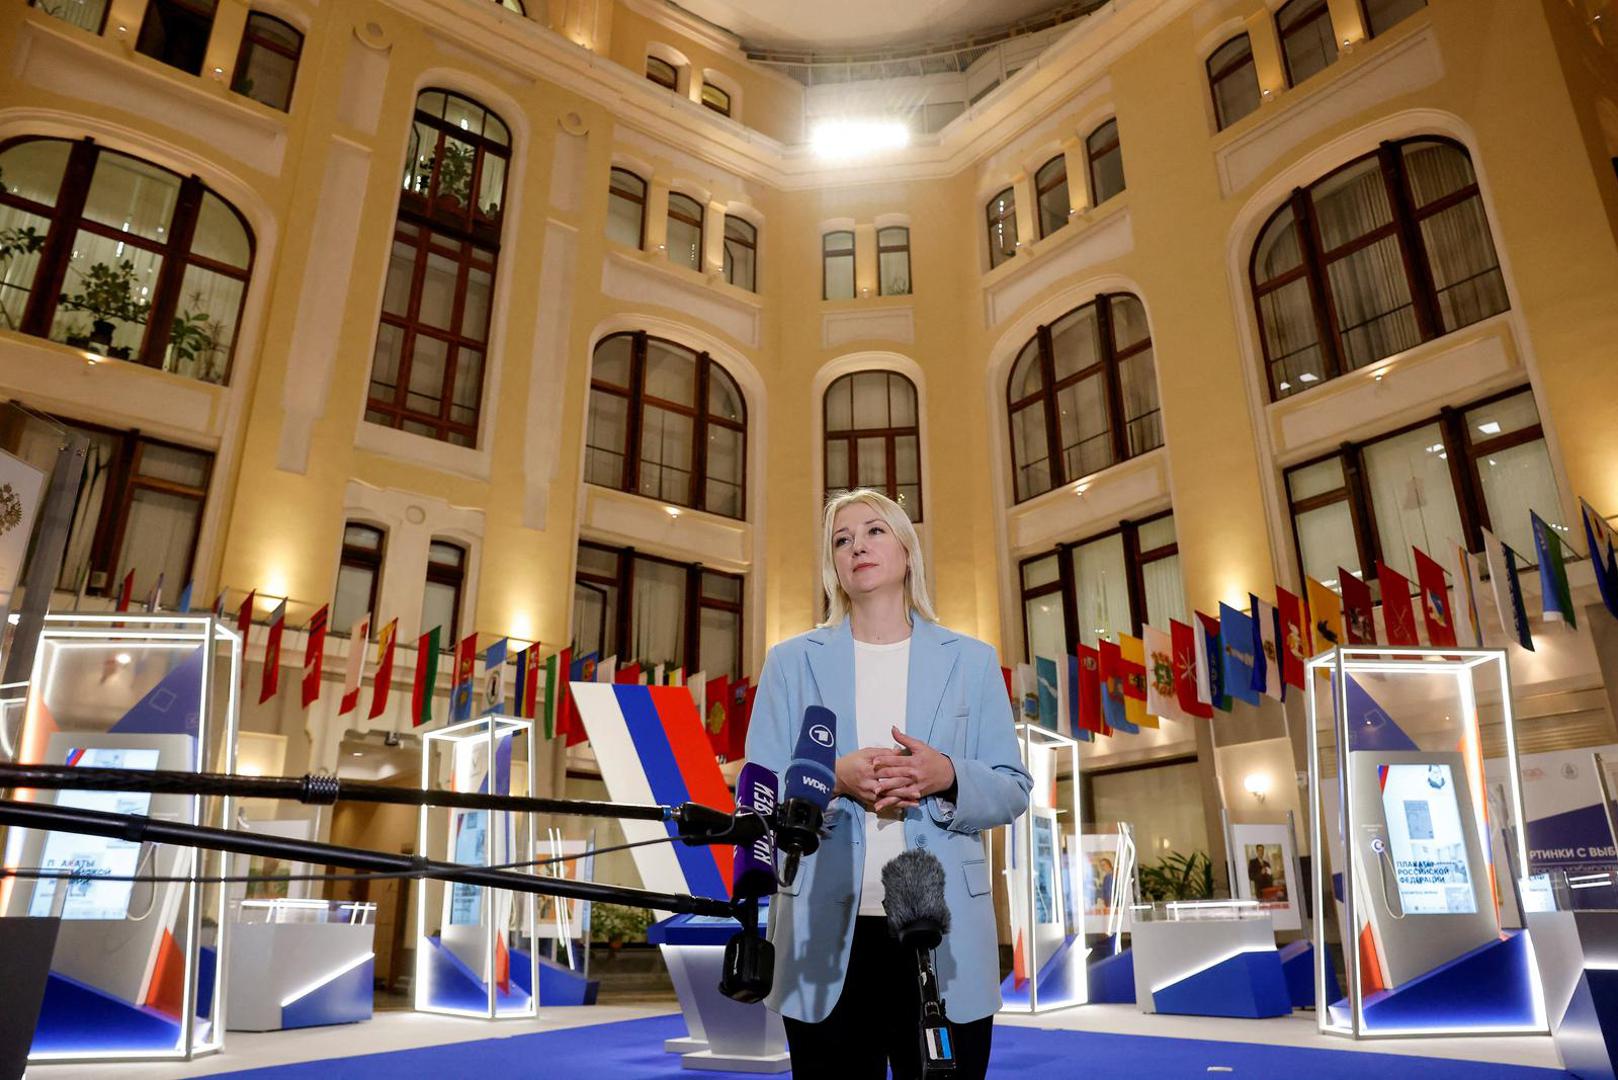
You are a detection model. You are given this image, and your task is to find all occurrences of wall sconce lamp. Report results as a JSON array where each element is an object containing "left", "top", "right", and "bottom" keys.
[{"left": 1244, "top": 773, "right": 1269, "bottom": 803}]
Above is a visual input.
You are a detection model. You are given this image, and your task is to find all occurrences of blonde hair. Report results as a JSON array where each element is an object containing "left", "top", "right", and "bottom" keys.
[{"left": 819, "top": 489, "right": 937, "bottom": 628}]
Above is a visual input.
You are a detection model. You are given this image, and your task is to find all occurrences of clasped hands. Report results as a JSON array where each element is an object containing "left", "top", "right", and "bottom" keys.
[{"left": 834, "top": 727, "right": 955, "bottom": 813}]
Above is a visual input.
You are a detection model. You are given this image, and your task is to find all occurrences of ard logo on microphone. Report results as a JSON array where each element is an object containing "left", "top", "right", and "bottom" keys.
[{"left": 809, "top": 724, "right": 833, "bottom": 748}]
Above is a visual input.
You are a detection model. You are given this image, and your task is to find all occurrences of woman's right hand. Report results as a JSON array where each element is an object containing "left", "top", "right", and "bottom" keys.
[{"left": 834, "top": 748, "right": 887, "bottom": 807}]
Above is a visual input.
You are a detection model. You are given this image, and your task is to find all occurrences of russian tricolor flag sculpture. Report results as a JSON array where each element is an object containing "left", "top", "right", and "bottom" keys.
[{"left": 570, "top": 684, "right": 735, "bottom": 900}]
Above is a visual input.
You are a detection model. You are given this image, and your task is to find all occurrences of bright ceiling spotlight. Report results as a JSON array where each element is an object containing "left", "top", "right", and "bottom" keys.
[{"left": 810, "top": 119, "right": 911, "bottom": 159}]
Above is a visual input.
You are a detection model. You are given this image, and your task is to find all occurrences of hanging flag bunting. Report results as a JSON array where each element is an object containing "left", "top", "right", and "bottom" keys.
[
  {"left": 1118, "top": 634, "right": 1155, "bottom": 729},
  {"left": 704, "top": 674, "right": 731, "bottom": 758},
  {"left": 1098, "top": 639, "right": 1135, "bottom": 733},
  {"left": 339, "top": 614, "right": 372, "bottom": 715},
  {"left": 1143, "top": 624, "right": 1185, "bottom": 723},
  {"left": 301, "top": 604, "right": 329, "bottom": 709},
  {"left": 176, "top": 580, "right": 194, "bottom": 615},
  {"left": 732, "top": 680, "right": 757, "bottom": 762},
  {"left": 259, "top": 598, "right": 287, "bottom": 705},
  {"left": 1532, "top": 512, "right": 1577, "bottom": 628},
  {"left": 514, "top": 646, "right": 531, "bottom": 719},
  {"left": 1217, "top": 603, "right": 1261, "bottom": 707},
  {"left": 483, "top": 638, "right": 508, "bottom": 714},
  {"left": 451, "top": 632, "right": 478, "bottom": 721},
  {"left": 1377, "top": 561, "right": 1420, "bottom": 646},
  {"left": 237, "top": 590, "right": 256, "bottom": 642},
  {"left": 1339, "top": 569, "right": 1376, "bottom": 645},
  {"left": 596, "top": 655, "right": 618, "bottom": 685},
  {"left": 615, "top": 662, "right": 643, "bottom": 685},
  {"left": 1170, "top": 619, "right": 1212, "bottom": 720},
  {"left": 1305, "top": 577, "right": 1345, "bottom": 650},
  {"left": 1076, "top": 643, "right": 1107, "bottom": 736},
  {"left": 1250, "top": 595, "right": 1283, "bottom": 701},
  {"left": 412, "top": 626, "right": 441, "bottom": 727},
  {"left": 115, "top": 569, "right": 134, "bottom": 612},
  {"left": 522, "top": 645, "right": 541, "bottom": 719},
  {"left": 1036, "top": 656, "right": 1061, "bottom": 732},
  {"left": 1413, "top": 547, "right": 1458, "bottom": 648},
  {"left": 1065, "top": 654, "right": 1092, "bottom": 741},
  {"left": 559, "top": 652, "right": 595, "bottom": 745},
  {"left": 1581, "top": 498, "right": 1618, "bottom": 620},
  {"left": 368, "top": 618, "right": 398, "bottom": 720},
  {"left": 1482, "top": 528, "right": 1534, "bottom": 651},
  {"left": 214, "top": 589, "right": 229, "bottom": 621},
  {"left": 145, "top": 572, "right": 164, "bottom": 613},
  {"left": 1452, "top": 543, "right": 1486, "bottom": 648},
  {"left": 1275, "top": 588, "right": 1308, "bottom": 689},
  {"left": 543, "top": 648, "right": 571, "bottom": 740},
  {"left": 1053, "top": 654, "right": 1074, "bottom": 737},
  {"left": 1196, "top": 612, "right": 1229, "bottom": 712}
]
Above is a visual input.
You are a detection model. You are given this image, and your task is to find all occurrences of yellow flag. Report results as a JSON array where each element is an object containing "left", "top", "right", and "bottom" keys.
[
  {"left": 1305, "top": 577, "right": 1345, "bottom": 654},
  {"left": 1119, "top": 633, "right": 1157, "bottom": 729}
]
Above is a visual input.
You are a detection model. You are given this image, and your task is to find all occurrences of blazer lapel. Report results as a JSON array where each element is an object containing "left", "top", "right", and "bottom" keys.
[
  {"left": 804, "top": 618, "right": 858, "bottom": 760},
  {"left": 906, "top": 618, "right": 959, "bottom": 748}
]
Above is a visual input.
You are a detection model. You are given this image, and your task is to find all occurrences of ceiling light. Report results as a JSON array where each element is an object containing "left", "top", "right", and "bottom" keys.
[
  {"left": 1298, "top": 372, "right": 1318, "bottom": 383},
  {"left": 115, "top": 653, "right": 131, "bottom": 665},
  {"left": 1477, "top": 421, "right": 1501, "bottom": 435},
  {"left": 810, "top": 120, "right": 910, "bottom": 160}
]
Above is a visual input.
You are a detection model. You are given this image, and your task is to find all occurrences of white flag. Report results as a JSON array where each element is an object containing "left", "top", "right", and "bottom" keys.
[
  {"left": 339, "top": 614, "right": 370, "bottom": 714},
  {"left": 596, "top": 655, "right": 617, "bottom": 683},
  {"left": 1251, "top": 596, "right": 1283, "bottom": 701},
  {"left": 1143, "top": 625, "right": 1188, "bottom": 723}
]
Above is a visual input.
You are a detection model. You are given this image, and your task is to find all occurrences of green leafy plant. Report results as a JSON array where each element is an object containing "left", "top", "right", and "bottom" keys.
[
  {"left": 58, "top": 259, "right": 150, "bottom": 326},
  {"left": 168, "top": 290, "right": 226, "bottom": 380},
  {"left": 1137, "top": 850, "right": 1216, "bottom": 902},
  {"left": 435, "top": 142, "right": 474, "bottom": 205},
  {"left": 590, "top": 902, "right": 653, "bottom": 947}
]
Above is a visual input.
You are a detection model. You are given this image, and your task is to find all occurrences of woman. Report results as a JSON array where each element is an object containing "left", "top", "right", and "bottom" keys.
[{"left": 745, "top": 489, "right": 1032, "bottom": 1078}]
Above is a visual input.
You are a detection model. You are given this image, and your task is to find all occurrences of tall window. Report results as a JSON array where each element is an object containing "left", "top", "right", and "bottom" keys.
[
  {"left": 701, "top": 84, "right": 732, "bottom": 117},
  {"left": 585, "top": 332, "right": 747, "bottom": 519},
  {"left": 231, "top": 12, "right": 303, "bottom": 112},
  {"left": 1035, "top": 156, "right": 1070, "bottom": 239},
  {"left": 986, "top": 187, "right": 1017, "bottom": 268},
  {"left": 421, "top": 539, "right": 466, "bottom": 643},
  {"left": 1019, "top": 511, "right": 1185, "bottom": 660},
  {"left": 1086, "top": 120, "right": 1125, "bottom": 206},
  {"left": 0, "top": 137, "right": 254, "bottom": 383},
  {"left": 31, "top": 0, "right": 109, "bottom": 33},
  {"left": 1285, "top": 388, "right": 1562, "bottom": 589},
  {"left": 368, "top": 90, "right": 510, "bottom": 446},
  {"left": 1208, "top": 34, "right": 1260, "bottom": 131},
  {"left": 723, "top": 216, "right": 757, "bottom": 292},
  {"left": 1252, "top": 137, "right": 1508, "bottom": 401},
  {"left": 877, "top": 227, "right": 911, "bottom": 296},
  {"left": 1363, "top": 0, "right": 1426, "bottom": 37},
  {"left": 606, "top": 167, "right": 646, "bottom": 249},
  {"left": 572, "top": 541, "right": 742, "bottom": 678},
  {"left": 666, "top": 193, "right": 703, "bottom": 270},
  {"left": 1007, "top": 294, "right": 1161, "bottom": 503},
  {"left": 332, "top": 523, "right": 384, "bottom": 633},
  {"left": 824, "top": 371, "right": 923, "bottom": 522},
  {"left": 646, "top": 56, "right": 679, "bottom": 90},
  {"left": 1277, "top": 0, "right": 1338, "bottom": 86},
  {"left": 136, "top": 0, "right": 218, "bottom": 75},
  {"left": 822, "top": 230, "right": 855, "bottom": 300}
]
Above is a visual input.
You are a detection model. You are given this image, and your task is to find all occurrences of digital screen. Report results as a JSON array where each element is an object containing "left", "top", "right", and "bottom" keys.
[
  {"left": 1033, "top": 816, "right": 1057, "bottom": 925},
  {"left": 29, "top": 748, "right": 160, "bottom": 920},
  {"left": 1379, "top": 763, "right": 1477, "bottom": 915},
  {"left": 449, "top": 810, "right": 486, "bottom": 925}
]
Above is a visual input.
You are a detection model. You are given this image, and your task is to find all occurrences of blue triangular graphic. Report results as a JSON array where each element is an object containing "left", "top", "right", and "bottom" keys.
[{"left": 110, "top": 647, "right": 204, "bottom": 737}]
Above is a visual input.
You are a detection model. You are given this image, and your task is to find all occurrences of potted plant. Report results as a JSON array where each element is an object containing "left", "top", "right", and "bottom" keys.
[
  {"left": 168, "top": 291, "right": 225, "bottom": 381},
  {"left": 590, "top": 902, "right": 652, "bottom": 953},
  {"left": 0, "top": 223, "right": 44, "bottom": 330},
  {"left": 434, "top": 141, "right": 474, "bottom": 211},
  {"left": 1137, "top": 850, "right": 1216, "bottom": 902},
  {"left": 57, "top": 259, "right": 150, "bottom": 358}
]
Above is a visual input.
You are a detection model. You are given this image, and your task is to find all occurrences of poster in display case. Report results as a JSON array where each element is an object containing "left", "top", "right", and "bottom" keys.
[{"left": 1228, "top": 821, "right": 1301, "bottom": 932}]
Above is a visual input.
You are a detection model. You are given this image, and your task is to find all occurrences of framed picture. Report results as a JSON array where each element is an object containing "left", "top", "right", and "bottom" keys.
[{"left": 1228, "top": 821, "right": 1301, "bottom": 931}]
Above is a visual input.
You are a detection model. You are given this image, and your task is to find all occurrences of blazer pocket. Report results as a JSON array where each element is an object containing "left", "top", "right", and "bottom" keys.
[{"left": 963, "top": 858, "right": 991, "bottom": 897}]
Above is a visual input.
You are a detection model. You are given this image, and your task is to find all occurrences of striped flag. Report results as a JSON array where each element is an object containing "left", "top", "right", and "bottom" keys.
[
  {"left": 301, "top": 605, "right": 328, "bottom": 708},
  {"left": 1581, "top": 498, "right": 1618, "bottom": 620},
  {"left": 1250, "top": 595, "right": 1283, "bottom": 701},
  {"left": 521, "top": 645, "right": 541, "bottom": 719},
  {"left": 543, "top": 647, "right": 571, "bottom": 740},
  {"left": 1453, "top": 543, "right": 1486, "bottom": 648},
  {"left": 1119, "top": 634, "right": 1154, "bottom": 728},
  {"left": 412, "top": 626, "right": 441, "bottom": 726},
  {"left": 259, "top": 598, "right": 287, "bottom": 704},
  {"left": 1532, "top": 512, "right": 1576, "bottom": 628},
  {"left": 368, "top": 618, "right": 398, "bottom": 720},
  {"left": 1482, "top": 528, "right": 1534, "bottom": 650},
  {"left": 483, "top": 638, "right": 509, "bottom": 715},
  {"left": 339, "top": 614, "right": 371, "bottom": 714}
]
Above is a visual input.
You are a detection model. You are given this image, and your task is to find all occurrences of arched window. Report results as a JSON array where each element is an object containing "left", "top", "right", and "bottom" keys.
[
  {"left": 421, "top": 539, "right": 466, "bottom": 643},
  {"left": 232, "top": 12, "right": 303, "bottom": 112},
  {"left": 585, "top": 332, "right": 747, "bottom": 519},
  {"left": 1363, "top": 0, "right": 1426, "bottom": 37},
  {"left": 822, "top": 230, "right": 855, "bottom": 300},
  {"left": 646, "top": 55, "right": 679, "bottom": 90},
  {"left": 877, "top": 227, "right": 910, "bottom": 296},
  {"left": 666, "top": 192, "right": 703, "bottom": 270},
  {"left": 1207, "top": 34, "right": 1260, "bottom": 131},
  {"left": 368, "top": 89, "right": 510, "bottom": 446},
  {"left": 1086, "top": 120, "right": 1125, "bottom": 205},
  {"left": 824, "top": 371, "right": 922, "bottom": 521},
  {"left": 986, "top": 187, "right": 1017, "bottom": 268},
  {"left": 137, "top": 0, "right": 218, "bottom": 75},
  {"left": 606, "top": 167, "right": 646, "bottom": 249},
  {"left": 701, "top": 84, "right": 732, "bottom": 117},
  {"left": 1007, "top": 294, "right": 1161, "bottom": 503},
  {"left": 0, "top": 137, "right": 254, "bottom": 383},
  {"left": 1277, "top": 0, "right": 1338, "bottom": 86},
  {"left": 723, "top": 216, "right": 757, "bottom": 292},
  {"left": 1035, "top": 156, "right": 1070, "bottom": 238},
  {"left": 1251, "top": 137, "right": 1508, "bottom": 401},
  {"left": 333, "top": 523, "right": 385, "bottom": 632}
]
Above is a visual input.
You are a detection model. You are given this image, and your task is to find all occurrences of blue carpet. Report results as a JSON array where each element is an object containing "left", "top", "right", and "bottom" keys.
[{"left": 210, "top": 1013, "right": 1570, "bottom": 1079}]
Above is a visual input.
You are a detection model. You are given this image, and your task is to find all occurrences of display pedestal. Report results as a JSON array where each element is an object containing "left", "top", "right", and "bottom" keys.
[
  {"left": 227, "top": 900, "right": 376, "bottom": 1031},
  {"left": 1132, "top": 903, "right": 1288, "bottom": 1018},
  {"left": 1528, "top": 909, "right": 1618, "bottom": 1080},
  {"left": 649, "top": 913, "right": 788, "bottom": 1073}
]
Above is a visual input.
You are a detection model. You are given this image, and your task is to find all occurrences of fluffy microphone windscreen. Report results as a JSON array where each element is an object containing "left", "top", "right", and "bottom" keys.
[{"left": 881, "top": 848, "right": 950, "bottom": 936}]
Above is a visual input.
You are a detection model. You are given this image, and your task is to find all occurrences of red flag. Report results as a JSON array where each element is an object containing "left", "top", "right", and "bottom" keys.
[
  {"left": 237, "top": 590, "right": 255, "bottom": 641},
  {"left": 1275, "top": 588, "right": 1307, "bottom": 689},
  {"left": 555, "top": 648, "right": 587, "bottom": 746},
  {"left": 734, "top": 682, "right": 757, "bottom": 761},
  {"left": 1001, "top": 667, "right": 1015, "bottom": 711},
  {"left": 259, "top": 599, "right": 287, "bottom": 704},
  {"left": 301, "top": 605, "right": 328, "bottom": 708},
  {"left": 521, "top": 645, "right": 541, "bottom": 719},
  {"left": 703, "top": 674, "right": 731, "bottom": 758},
  {"left": 412, "top": 626, "right": 441, "bottom": 727},
  {"left": 615, "top": 663, "right": 642, "bottom": 685},
  {"left": 368, "top": 618, "right": 398, "bottom": 720},
  {"left": 452, "top": 632, "right": 478, "bottom": 720},
  {"left": 1413, "top": 547, "right": 1457, "bottom": 648},
  {"left": 1377, "top": 561, "right": 1420, "bottom": 646},
  {"left": 115, "top": 570, "right": 134, "bottom": 612},
  {"left": 1075, "top": 644, "right": 1107, "bottom": 735},
  {"left": 1170, "top": 619, "right": 1213, "bottom": 719},
  {"left": 1340, "top": 568, "right": 1376, "bottom": 645}
]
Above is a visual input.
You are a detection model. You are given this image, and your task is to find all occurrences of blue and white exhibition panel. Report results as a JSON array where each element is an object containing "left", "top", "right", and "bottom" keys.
[
  {"left": 649, "top": 908, "right": 788, "bottom": 1073},
  {"left": 227, "top": 899, "right": 376, "bottom": 1031}
]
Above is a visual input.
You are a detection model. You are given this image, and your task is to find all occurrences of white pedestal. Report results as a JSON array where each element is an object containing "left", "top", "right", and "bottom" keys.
[
  {"left": 1131, "top": 913, "right": 1276, "bottom": 1013},
  {"left": 659, "top": 944, "right": 789, "bottom": 1073}
]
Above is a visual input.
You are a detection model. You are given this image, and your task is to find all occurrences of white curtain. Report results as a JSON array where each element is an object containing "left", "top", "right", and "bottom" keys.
[
  {"left": 1072, "top": 534, "right": 1130, "bottom": 648},
  {"left": 1313, "top": 161, "right": 1418, "bottom": 368},
  {"left": 1363, "top": 424, "right": 1465, "bottom": 580},
  {"left": 631, "top": 558, "right": 686, "bottom": 669},
  {"left": 1403, "top": 142, "right": 1508, "bottom": 331}
]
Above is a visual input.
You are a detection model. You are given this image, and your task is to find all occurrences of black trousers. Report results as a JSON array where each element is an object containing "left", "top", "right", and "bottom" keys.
[{"left": 781, "top": 916, "right": 994, "bottom": 1079}]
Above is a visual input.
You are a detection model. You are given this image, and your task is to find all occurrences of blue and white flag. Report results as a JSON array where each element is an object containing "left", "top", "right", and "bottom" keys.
[
  {"left": 1482, "top": 528, "right": 1534, "bottom": 651},
  {"left": 1581, "top": 498, "right": 1618, "bottom": 621},
  {"left": 483, "top": 637, "right": 508, "bottom": 714},
  {"left": 1218, "top": 603, "right": 1260, "bottom": 707},
  {"left": 1250, "top": 594, "right": 1283, "bottom": 701},
  {"left": 176, "top": 580, "right": 194, "bottom": 614}
]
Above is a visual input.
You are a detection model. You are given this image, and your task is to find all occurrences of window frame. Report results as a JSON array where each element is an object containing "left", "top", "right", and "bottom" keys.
[
  {"left": 606, "top": 166, "right": 648, "bottom": 249},
  {"left": 823, "top": 370, "right": 923, "bottom": 523},
  {"left": 1250, "top": 136, "right": 1506, "bottom": 402},
  {"left": 585, "top": 331, "right": 748, "bottom": 520},
  {"left": 136, "top": 0, "right": 219, "bottom": 75},
  {"left": 722, "top": 214, "right": 757, "bottom": 292},
  {"left": 423, "top": 538, "right": 466, "bottom": 644},
  {"left": 1361, "top": 0, "right": 1427, "bottom": 38},
  {"left": 1276, "top": 0, "right": 1338, "bottom": 88},
  {"left": 334, "top": 522, "right": 385, "bottom": 633},
  {"left": 985, "top": 187, "right": 1017, "bottom": 269},
  {"left": 572, "top": 540, "right": 744, "bottom": 678},
  {"left": 1085, "top": 119, "right": 1125, "bottom": 206},
  {"left": 822, "top": 230, "right": 855, "bottom": 300},
  {"left": 646, "top": 55, "right": 679, "bottom": 90},
  {"left": 30, "top": 0, "right": 111, "bottom": 34},
  {"left": 230, "top": 11, "right": 304, "bottom": 112},
  {"left": 701, "top": 83, "right": 732, "bottom": 117},
  {"left": 665, "top": 192, "right": 704, "bottom": 270},
  {"left": 1207, "top": 33, "right": 1259, "bottom": 131},
  {"left": 1035, "top": 155, "right": 1070, "bottom": 239},
  {"left": 876, "top": 226, "right": 911, "bottom": 296}
]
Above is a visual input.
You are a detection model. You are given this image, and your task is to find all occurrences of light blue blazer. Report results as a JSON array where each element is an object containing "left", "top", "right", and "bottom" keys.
[{"left": 744, "top": 616, "right": 1032, "bottom": 1024}]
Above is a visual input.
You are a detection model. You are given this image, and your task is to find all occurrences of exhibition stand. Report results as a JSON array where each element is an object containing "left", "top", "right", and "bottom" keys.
[
  {"left": 226, "top": 899, "right": 377, "bottom": 1031},
  {"left": 648, "top": 907, "right": 789, "bottom": 1073},
  {"left": 1129, "top": 900, "right": 1290, "bottom": 1018}
]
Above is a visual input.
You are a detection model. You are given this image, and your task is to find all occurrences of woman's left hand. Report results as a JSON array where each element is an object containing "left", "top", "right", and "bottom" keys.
[{"left": 870, "top": 727, "right": 955, "bottom": 812}]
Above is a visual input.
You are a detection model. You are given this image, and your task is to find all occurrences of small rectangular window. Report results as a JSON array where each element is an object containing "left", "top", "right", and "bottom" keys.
[
  {"left": 723, "top": 216, "right": 757, "bottom": 292},
  {"left": 1035, "top": 157, "right": 1070, "bottom": 239},
  {"left": 823, "top": 230, "right": 855, "bottom": 300},
  {"left": 1208, "top": 34, "right": 1261, "bottom": 131},
  {"left": 877, "top": 226, "right": 910, "bottom": 296},
  {"left": 986, "top": 188, "right": 1017, "bottom": 269},
  {"left": 701, "top": 83, "right": 732, "bottom": 117},
  {"left": 666, "top": 193, "right": 704, "bottom": 271},
  {"left": 31, "top": 0, "right": 110, "bottom": 33},
  {"left": 646, "top": 56, "right": 679, "bottom": 90},
  {"left": 1363, "top": 0, "right": 1426, "bottom": 38},
  {"left": 136, "top": 0, "right": 220, "bottom": 76},
  {"left": 231, "top": 12, "right": 303, "bottom": 112},
  {"left": 1086, "top": 120, "right": 1125, "bottom": 205},
  {"left": 1277, "top": 0, "right": 1338, "bottom": 87}
]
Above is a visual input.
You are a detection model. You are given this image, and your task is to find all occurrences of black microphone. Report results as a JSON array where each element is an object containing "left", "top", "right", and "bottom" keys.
[
  {"left": 720, "top": 761, "right": 778, "bottom": 1003},
  {"left": 775, "top": 705, "right": 836, "bottom": 887},
  {"left": 883, "top": 849, "right": 957, "bottom": 1078}
]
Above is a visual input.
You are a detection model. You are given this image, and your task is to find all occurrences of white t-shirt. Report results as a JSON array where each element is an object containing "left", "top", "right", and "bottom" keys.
[{"left": 854, "top": 636, "right": 910, "bottom": 917}]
